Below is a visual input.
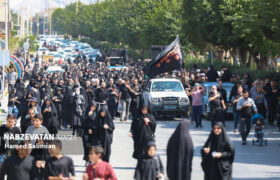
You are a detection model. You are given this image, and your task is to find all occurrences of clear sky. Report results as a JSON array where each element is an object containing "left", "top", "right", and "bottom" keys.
[{"left": 10, "top": 0, "right": 97, "bottom": 10}]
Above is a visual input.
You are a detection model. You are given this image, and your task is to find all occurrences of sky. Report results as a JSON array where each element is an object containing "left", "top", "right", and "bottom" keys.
[
  {"left": 10, "top": 0, "right": 97, "bottom": 10},
  {"left": 10, "top": 0, "right": 97, "bottom": 18}
]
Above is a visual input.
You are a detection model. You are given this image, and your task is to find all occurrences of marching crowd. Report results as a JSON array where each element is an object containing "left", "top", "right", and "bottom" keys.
[{"left": 0, "top": 48, "right": 279, "bottom": 180}]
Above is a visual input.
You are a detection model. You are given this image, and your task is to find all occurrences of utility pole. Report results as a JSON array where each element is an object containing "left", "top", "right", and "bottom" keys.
[
  {"left": 43, "top": 0, "right": 46, "bottom": 35},
  {"left": 76, "top": 0, "right": 79, "bottom": 14},
  {"left": 30, "top": 16, "right": 33, "bottom": 35},
  {"left": 5, "top": 0, "right": 9, "bottom": 50},
  {"left": 3, "top": 0, "right": 9, "bottom": 99},
  {"left": 37, "top": 14, "right": 39, "bottom": 36},
  {"left": 30, "top": 7, "right": 33, "bottom": 35},
  {"left": 49, "top": 8, "right": 52, "bottom": 35},
  {"left": 17, "top": 10, "right": 20, "bottom": 36},
  {"left": 43, "top": 14, "right": 45, "bottom": 35}
]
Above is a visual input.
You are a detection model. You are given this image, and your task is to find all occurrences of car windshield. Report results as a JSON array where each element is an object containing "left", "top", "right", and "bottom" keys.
[
  {"left": 54, "top": 54, "right": 61, "bottom": 57},
  {"left": 223, "top": 86, "right": 233, "bottom": 95},
  {"left": 110, "top": 58, "right": 124, "bottom": 65},
  {"left": 152, "top": 81, "right": 183, "bottom": 92}
]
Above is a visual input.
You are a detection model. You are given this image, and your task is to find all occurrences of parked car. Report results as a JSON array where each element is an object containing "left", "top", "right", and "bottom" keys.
[
  {"left": 147, "top": 78, "right": 190, "bottom": 118},
  {"left": 38, "top": 47, "right": 49, "bottom": 58},
  {"left": 202, "top": 82, "right": 234, "bottom": 119},
  {"left": 48, "top": 52, "right": 62, "bottom": 63},
  {"left": 46, "top": 66, "right": 65, "bottom": 74}
]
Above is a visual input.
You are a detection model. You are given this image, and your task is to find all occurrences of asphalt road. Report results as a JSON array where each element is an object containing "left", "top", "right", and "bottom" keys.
[{"left": 59, "top": 118, "right": 280, "bottom": 180}]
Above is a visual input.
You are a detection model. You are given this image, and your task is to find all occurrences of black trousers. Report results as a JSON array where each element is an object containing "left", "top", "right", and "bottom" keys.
[
  {"left": 268, "top": 103, "right": 277, "bottom": 124},
  {"left": 240, "top": 117, "right": 251, "bottom": 141},
  {"left": 8, "top": 84, "right": 14, "bottom": 92},
  {"left": 210, "top": 108, "right": 225, "bottom": 127},
  {"left": 256, "top": 103, "right": 266, "bottom": 119}
]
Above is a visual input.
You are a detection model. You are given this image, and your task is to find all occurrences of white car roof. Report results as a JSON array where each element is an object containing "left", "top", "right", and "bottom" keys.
[
  {"left": 150, "top": 78, "right": 181, "bottom": 82},
  {"left": 46, "top": 66, "right": 65, "bottom": 73},
  {"left": 39, "top": 48, "right": 48, "bottom": 50}
]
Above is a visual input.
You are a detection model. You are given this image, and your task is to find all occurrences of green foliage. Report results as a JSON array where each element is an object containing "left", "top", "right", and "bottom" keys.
[
  {"left": 182, "top": 0, "right": 280, "bottom": 69},
  {"left": 9, "top": 36, "right": 20, "bottom": 52},
  {"left": 184, "top": 56, "right": 280, "bottom": 80},
  {"left": 19, "top": 35, "right": 38, "bottom": 52},
  {"left": 51, "top": 0, "right": 280, "bottom": 71},
  {"left": 52, "top": 0, "right": 183, "bottom": 55}
]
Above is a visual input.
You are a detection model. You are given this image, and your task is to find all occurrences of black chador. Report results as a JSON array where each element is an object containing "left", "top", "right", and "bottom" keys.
[
  {"left": 201, "top": 122, "right": 235, "bottom": 180},
  {"left": 167, "top": 120, "right": 194, "bottom": 180},
  {"left": 130, "top": 107, "right": 156, "bottom": 159},
  {"left": 82, "top": 101, "right": 98, "bottom": 162},
  {"left": 95, "top": 107, "right": 115, "bottom": 162},
  {"left": 134, "top": 142, "right": 164, "bottom": 180}
]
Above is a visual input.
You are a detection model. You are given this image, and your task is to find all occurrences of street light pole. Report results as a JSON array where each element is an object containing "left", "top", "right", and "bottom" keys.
[
  {"left": 3, "top": 0, "right": 9, "bottom": 99},
  {"left": 37, "top": 14, "right": 39, "bottom": 36},
  {"left": 17, "top": 10, "right": 20, "bottom": 36},
  {"left": 5, "top": 0, "right": 9, "bottom": 51},
  {"left": 76, "top": 0, "right": 79, "bottom": 14}
]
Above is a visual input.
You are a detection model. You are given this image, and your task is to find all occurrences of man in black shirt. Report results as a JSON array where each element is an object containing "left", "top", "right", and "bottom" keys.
[
  {"left": 119, "top": 78, "right": 135, "bottom": 122},
  {"left": 221, "top": 66, "right": 232, "bottom": 82},
  {"left": 44, "top": 140, "right": 75, "bottom": 180},
  {"left": 208, "top": 85, "right": 226, "bottom": 126},
  {"left": 206, "top": 65, "right": 219, "bottom": 82},
  {"left": 217, "top": 80, "right": 227, "bottom": 103},
  {"left": 0, "top": 115, "right": 21, "bottom": 168},
  {"left": 266, "top": 80, "right": 279, "bottom": 125},
  {"left": 0, "top": 140, "right": 35, "bottom": 180},
  {"left": 232, "top": 86, "right": 243, "bottom": 133},
  {"left": 95, "top": 82, "right": 108, "bottom": 104}
]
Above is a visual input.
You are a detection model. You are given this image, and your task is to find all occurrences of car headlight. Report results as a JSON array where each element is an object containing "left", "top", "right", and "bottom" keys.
[
  {"left": 180, "top": 98, "right": 188, "bottom": 102},
  {"left": 151, "top": 98, "right": 161, "bottom": 103}
]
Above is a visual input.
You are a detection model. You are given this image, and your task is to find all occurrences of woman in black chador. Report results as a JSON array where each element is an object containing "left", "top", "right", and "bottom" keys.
[
  {"left": 134, "top": 141, "right": 165, "bottom": 180},
  {"left": 41, "top": 98, "right": 59, "bottom": 135},
  {"left": 72, "top": 86, "right": 86, "bottom": 135},
  {"left": 95, "top": 107, "right": 115, "bottom": 162},
  {"left": 130, "top": 106, "right": 156, "bottom": 159},
  {"left": 166, "top": 120, "right": 193, "bottom": 180},
  {"left": 52, "top": 87, "right": 64, "bottom": 128},
  {"left": 107, "top": 84, "right": 119, "bottom": 119},
  {"left": 201, "top": 122, "right": 235, "bottom": 180},
  {"left": 82, "top": 101, "right": 98, "bottom": 164}
]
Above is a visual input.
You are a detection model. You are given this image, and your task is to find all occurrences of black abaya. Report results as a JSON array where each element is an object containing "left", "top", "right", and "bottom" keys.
[
  {"left": 42, "top": 101, "right": 59, "bottom": 135},
  {"left": 82, "top": 107, "right": 97, "bottom": 161},
  {"left": 166, "top": 120, "right": 194, "bottom": 180},
  {"left": 201, "top": 122, "right": 235, "bottom": 180},
  {"left": 134, "top": 142, "right": 164, "bottom": 180},
  {"left": 131, "top": 112, "right": 156, "bottom": 159},
  {"left": 95, "top": 107, "right": 115, "bottom": 162}
]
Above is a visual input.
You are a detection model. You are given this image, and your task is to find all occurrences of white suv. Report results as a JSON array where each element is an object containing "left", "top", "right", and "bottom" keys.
[{"left": 147, "top": 78, "right": 189, "bottom": 117}]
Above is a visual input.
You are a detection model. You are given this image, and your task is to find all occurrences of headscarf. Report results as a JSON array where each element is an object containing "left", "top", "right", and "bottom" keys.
[
  {"left": 201, "top": 122, "right": 235, "bottom": 179},
  {"left": 145, "top": 141, "right": 156, "bottom": 157},
  {"left": 204, "top": 122, "right": 234, "bottom": 161},
  {"left": 134, "top": 141, "right": 164, "bottom": 180},
  {"left": 96, "top": 106, "right": 114, "bottom": 131}
]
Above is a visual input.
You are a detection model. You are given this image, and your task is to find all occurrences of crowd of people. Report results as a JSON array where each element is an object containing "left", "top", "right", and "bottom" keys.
[{"left": 0, "top": 46, "right": 279, "bottom": 180}]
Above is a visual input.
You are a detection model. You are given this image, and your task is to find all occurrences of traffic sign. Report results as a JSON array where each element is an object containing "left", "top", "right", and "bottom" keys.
[
  {"left": 0, "top": 50, "right": 10, "bottom": 66},
  {"left": 23, "top": 41, "right": 30, "bottom": 51}
]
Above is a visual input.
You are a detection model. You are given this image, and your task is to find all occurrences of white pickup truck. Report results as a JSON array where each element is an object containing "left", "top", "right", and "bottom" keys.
[{"left": 147, "top": 78, "right": 189, "bottom": 117}]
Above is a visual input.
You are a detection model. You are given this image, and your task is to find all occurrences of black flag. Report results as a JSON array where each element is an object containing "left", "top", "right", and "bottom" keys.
[{"left": 144, "top": 36, "right": 183, "bottom": 78}]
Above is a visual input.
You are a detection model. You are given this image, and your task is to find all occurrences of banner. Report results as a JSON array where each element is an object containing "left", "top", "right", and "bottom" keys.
[{"left": 144, "top": 36, "right": 183, "bottom": 78}]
